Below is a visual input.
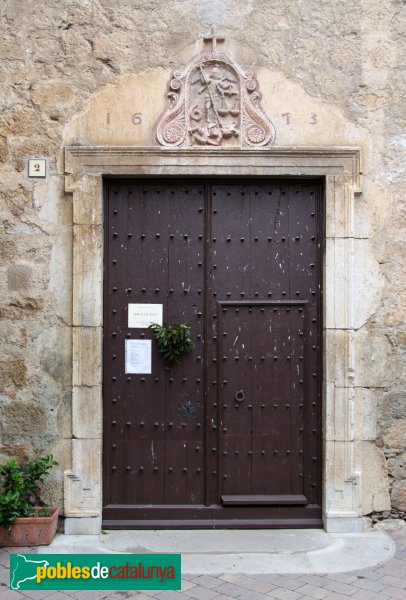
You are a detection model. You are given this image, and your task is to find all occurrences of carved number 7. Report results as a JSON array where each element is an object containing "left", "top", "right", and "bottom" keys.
[{"left": 282, "top": 112, "right": 292, "bottom": 125}]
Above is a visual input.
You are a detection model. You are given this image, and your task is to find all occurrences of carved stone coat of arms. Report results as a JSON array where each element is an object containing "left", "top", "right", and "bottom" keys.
[{"left": 156, "top": 27, "right": 276, "bottom": 148}]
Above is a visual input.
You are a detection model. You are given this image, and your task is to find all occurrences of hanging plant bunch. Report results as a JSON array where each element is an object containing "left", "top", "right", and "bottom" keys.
[{"left": 149, "top": 322, "right": 195, "bottom": 368}]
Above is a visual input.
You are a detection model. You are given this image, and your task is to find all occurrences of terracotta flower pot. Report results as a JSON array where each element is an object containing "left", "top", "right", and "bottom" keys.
[{"left": 0, "top": 508, "right": 59, "bottom": 547}]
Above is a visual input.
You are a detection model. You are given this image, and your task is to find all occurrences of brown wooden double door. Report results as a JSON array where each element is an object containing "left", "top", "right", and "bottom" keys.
[{"left": 103, "top": 178, "right": 323, "bottom": 528}]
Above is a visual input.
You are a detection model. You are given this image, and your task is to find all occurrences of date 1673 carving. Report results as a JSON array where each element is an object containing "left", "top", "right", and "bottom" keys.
[{"left": 156, "top": 27, "right": 276, "bottom": 148}]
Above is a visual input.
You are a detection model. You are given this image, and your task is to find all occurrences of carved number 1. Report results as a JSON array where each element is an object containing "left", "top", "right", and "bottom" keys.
[{"left": 106, "top": 113, "right": 143, "bottom": 125}]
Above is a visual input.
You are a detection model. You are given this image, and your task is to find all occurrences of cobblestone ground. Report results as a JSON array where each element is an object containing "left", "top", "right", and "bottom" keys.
[{"left": 0, "top": 530, "right": 405, "bottom": 600}]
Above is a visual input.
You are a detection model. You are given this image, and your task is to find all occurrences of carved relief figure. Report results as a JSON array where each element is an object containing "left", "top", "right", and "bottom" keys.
[
  {"left": 188, "top": 61, "right": 240, "bottom": 146},
  {"left": 156, "top": 27, "right": 276, "bottom": 148}
]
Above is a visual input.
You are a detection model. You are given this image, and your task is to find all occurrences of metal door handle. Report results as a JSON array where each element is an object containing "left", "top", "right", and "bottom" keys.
[{"left": 234, "top": 389, "right": 245, "bottom": 403}]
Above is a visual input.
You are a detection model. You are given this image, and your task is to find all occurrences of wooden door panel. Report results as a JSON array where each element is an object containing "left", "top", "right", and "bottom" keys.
[
  {"left": 249, "top": 184, "right": 290, "bottom": 298},
  {"left": 210, "top": 184, "right": 252, "bottom": 297},
  {"left": 103, "top": 178, "right": 322, "bottom": 528},
  {"left": 218, "top": 303, "right": 306, "bottom": 500},
  {"left": 103, "top": 181, "right": 205, "bottom": 512},
  {"left": 251, "top": 434, "right": 301, "bottom": 496},
  {"left": 164, "top": 440, "right": 204, "bottom": 504},
  {"left": 219, "top": 435, "right": 253, "bottom": 496}
]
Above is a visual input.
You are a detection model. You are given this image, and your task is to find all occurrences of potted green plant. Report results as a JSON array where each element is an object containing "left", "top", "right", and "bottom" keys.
[{"left": 0, "top": 454, "right": 59, "bottom": 546}]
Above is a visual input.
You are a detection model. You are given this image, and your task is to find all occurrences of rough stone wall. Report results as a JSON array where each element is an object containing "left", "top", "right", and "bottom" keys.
[{"left": 0, "top": 0, "right": 405, "bottom": 515}]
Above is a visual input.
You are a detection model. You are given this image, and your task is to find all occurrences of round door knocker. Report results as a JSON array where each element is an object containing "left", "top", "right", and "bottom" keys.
[{"left": 234, "top": 389, "right": 245, "bottom": 403}]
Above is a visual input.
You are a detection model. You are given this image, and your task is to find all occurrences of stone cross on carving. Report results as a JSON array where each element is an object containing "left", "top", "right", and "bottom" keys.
[
  {"left": 203, "top": 25, "right": 225, "bottom": 54},
  {"left": 156, "top": 26, "right": 276, "bottom": 148}
]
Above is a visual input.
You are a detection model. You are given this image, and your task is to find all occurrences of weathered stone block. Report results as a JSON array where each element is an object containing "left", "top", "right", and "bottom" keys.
[
  {"left": 0, "top": 322, "right": 27, "bottom": 352},
  {"left": 56, "top": 393, "right": 72, "bottom": 439},
  {"left": 72, "top": 327, "right": 102, "bottom": 387},
  {"left": 7, "top": 264, "right": 33, "bottom": 291},
  {"left": 72, "top": 386, "right": 101, "bottom": 440},
  {"left": 374, "top": 518, "right": 406, "bottom": 531},
  {"left": 38, "top": 439, "right": 72, "bottom": 509},
  {"left": 326, "top": 387, "right": 377, "bottom": 443},
  {"left": 354, "top": 180, "right": 391, "bottom": 238},
  {"left": 354, "top": 330, "right": 393, "bottom": 388},
  {"left": 325, "top": 329, "right": 352, "bottom": 387},
  {"left": 0, "top": 233, "right": 17, "bottom": 261},
  {"left": 73, "top": 225, "right": 103, "bottom": 327},
  {"left": 0, "top": 137, "right": 9, "bottom": 163},
  {"left": 354, "top": 388, "right": 378, "bottom": 441},
  {"left": 2, "top": 189, "right": 31, "bottom": 218},
  {"left": 325, "top": 175, "right": 346, "bottom": 238},
  {"left": 1, "top": 399, "right": 48, "bottom": 436},
  {"left": 387, "top": 452, "right": 406, "bottom": 479},
  {"left": 34, "top": 175, "right": 72, "bottom": 226},
  {"left": 10, "top": 137, "right": 54, "bottom": 175},
  {"left": 378, "top": 391, "right": 406, "bottom": 421},
  {"left": 325, "top": 386, "right": 353, "bottom": 442},
  {"left": 0, "top": 167, "right": 27, "bottom": 192},
  {"left": 64, "top": 516, "right": 101, "bottom": 534},
  {"left": 383, "top": 420, "right": 406, "bottom": 449},
  {"left": 353, "top": 241, "right": 384, "bottom": 329},
  {"left": 32, "top": 83, "right": 75, "bottom": 108},
  {"left": 67, "top": 175, "right": 103, "bottom": 226},
  {"left": 64, "top": 439, "right": 101, "bottom": 517},
  {"left": 391, "top": 480, "right": 406, "bottom": 511},
  {"left": 0, "top": 106, "right": 42, "bottom": 136},
  {"left": 0, "top": 298, "right": 44, "bottom": 321},
  {"left": 0, "top": 356, "right": 27, "bottom": 390},
  {"left": 50, "top": 228, "right": 73, "bottom": 325},
  {"left": 325, "top": 239, "right": 384, "bottom": 330},
  {"left": 38, "top": 327, "right": 72, "bottom": 387},
  {"left": 324, "top": 439, "right": 362, "bottom": 517},
  {"left": 325, "top": 238, "right": 347, "bottom": 330},
  {"left": 356, "top": 441, "right": 391, "bottom": 514}
]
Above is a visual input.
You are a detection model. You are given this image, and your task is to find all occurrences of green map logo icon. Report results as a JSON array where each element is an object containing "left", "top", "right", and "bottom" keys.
[{"left": 11, "top": 554, "right": 50, "bottom": 590}]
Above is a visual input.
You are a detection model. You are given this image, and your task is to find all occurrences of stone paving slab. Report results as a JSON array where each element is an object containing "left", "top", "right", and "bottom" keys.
[
  {"left": 0, "top": 529, "right": 405, "bottom": 599},
  {"left": 43, "top": 529, "right": 395, "bottom": 574}
]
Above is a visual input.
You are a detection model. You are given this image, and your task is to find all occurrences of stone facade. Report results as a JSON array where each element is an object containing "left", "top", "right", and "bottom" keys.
[{"left": 0, "top": 0, "right": 405, "bottom": 530}]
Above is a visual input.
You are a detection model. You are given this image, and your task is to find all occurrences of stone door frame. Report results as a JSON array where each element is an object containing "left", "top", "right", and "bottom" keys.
[{"left": 64, "top": 145, "right": 362, "bottom": 534}]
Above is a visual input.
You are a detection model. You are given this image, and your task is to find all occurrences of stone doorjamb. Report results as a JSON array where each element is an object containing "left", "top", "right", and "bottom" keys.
[{"left": 64, "top": 145, "right": 362, "bottom": 534}]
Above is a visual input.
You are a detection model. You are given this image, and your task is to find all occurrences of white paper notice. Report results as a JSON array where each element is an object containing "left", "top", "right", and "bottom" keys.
[
  {"left": 125, "top": 340, "right": 152, "bottom": 374},
  {"left": 128, "top": 303, "right": 163, "bottom": 328}
]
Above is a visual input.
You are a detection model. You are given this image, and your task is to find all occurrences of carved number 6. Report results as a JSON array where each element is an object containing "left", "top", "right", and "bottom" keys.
[{"left": 132, "top": 113, "right": 142, "bottom": 125}]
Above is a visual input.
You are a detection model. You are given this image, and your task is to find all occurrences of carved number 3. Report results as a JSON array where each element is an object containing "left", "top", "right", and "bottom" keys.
[{"left": 132, "top": 113, "right": 142, "bottom": 125}]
